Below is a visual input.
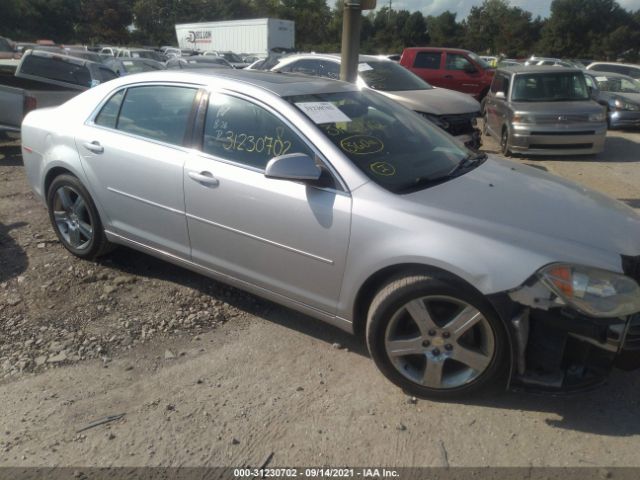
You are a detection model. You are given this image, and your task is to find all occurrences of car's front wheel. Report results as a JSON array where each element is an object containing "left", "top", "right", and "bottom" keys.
[
  {"left": 47, "top": 174, "right": 112, "bottom": 260},
  {"left": 366, "top": 275, "right": 508, "bottom": 399},
  {"left": 500, "top": 126, "right": 511, "bottom": 156}
]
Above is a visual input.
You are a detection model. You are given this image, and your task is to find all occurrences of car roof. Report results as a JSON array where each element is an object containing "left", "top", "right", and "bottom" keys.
[
  {"left": 403, "top": 47, "right": 472, "bottom": 55},
  {"left": 582, "top": 70, "right": 636, "bottom": 80},
  {"left": 498, "top": 65, "right": 582, "bottom": 75},
  {"left": 118, "top": 69, "right": 359, "bottom": 96},
  {"left": 276, "top": 53, "right": 392, "bottom": 64},
  {"left": 588, "top": 61, "right": 640, "bottom": 69}
]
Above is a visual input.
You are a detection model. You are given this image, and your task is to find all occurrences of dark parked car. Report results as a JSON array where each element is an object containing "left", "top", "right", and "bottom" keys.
[
  {"left": 104, "top": 58, "right": 165, "bottom": 76},
  {"left": 165, "top": 56, "right": 233, "bottom": 70},
  {"left": 583, "top": 70, "right": 640, "bottom": 128}
]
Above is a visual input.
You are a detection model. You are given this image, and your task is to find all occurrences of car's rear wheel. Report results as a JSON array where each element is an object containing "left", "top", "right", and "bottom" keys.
[
  {"left": 47, "top": 174, "right": 112, "bottom": 259},
  {"left": 366, "top": 275, "right": 508, "bottom": 399},
  {"left": 500, "top": 126, "right": 511, "bottom": 156}
]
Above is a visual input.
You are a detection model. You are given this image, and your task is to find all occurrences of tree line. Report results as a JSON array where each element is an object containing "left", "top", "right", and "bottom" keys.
[{"left": 1, "top": 0, "right": 639, "bottom": 61}]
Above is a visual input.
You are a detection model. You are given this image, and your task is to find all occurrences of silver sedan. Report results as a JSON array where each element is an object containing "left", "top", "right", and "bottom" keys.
[{"left": 21, "top": 70, "right": 640, "bottom": 399}]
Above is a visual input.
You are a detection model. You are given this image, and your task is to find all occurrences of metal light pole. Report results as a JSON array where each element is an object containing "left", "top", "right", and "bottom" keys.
[{"left": 339, "top": 0, "right": 377, "bottom": 83}]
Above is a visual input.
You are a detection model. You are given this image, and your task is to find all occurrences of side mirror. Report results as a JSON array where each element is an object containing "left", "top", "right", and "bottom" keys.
[
  {"left": 464, "top": 64, "right": 478, "bottom": 74},
  {"left": 495, "top": 91, "right": 505, "bottom": 100},
  {"left": 264, "top": 153, "right": 321, "bottom": 182}
]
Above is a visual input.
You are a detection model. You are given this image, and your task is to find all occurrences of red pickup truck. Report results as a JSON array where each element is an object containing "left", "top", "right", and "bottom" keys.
[{"left": 400, "top": 47, "right": 494, "bottom": 101}]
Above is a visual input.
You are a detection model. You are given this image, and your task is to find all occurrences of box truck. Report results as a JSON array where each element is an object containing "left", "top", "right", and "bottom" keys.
[{"left": 175, "top": 18, "right": 295, "bottom": 56}]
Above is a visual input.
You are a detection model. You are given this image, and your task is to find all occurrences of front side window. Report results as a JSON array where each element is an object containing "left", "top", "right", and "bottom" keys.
[
  {"left": 116, "top": 86, "right": 197, "bottom": 145},
  {"left": 288, "top": 90, "right": 473, "bottom": 194},
  {"left": 446, "top": 54, "right": 474, "bottom": 71},
  {"left": 512, "top": 72, "right": 590, "bottom": 101},
  {"left": 318, "top": 60, "right": 340, "bottom": 80},
  {"left": 413, "top": 52, "right": 441, "bottom": 69},
  {"left": 203, "top": 94, "right": 314, "bottom": 170}
]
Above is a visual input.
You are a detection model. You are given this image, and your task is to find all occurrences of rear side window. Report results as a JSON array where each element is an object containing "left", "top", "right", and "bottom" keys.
[
  {"left": 116, "top": 86, "right": 197, "bottom": 145},
  {"left": 202, "top": 93, "right": 313, "bottom": 170},
  {"left": 20, "top": 54, "right": 91, "bottom": 87},
  {"left": 286, "top": 59, "right": 321, "bottom": 76},
  {"left": 94, "top": 90, "right": 125, "bottom": 129},
  {"left": 413, "top": 52, "right": 441, "bottom": 69}
]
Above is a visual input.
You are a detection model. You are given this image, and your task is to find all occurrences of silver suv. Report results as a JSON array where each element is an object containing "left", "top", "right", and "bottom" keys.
[{"left": 484, "top": 66, "right": 607, "bottom": 156}]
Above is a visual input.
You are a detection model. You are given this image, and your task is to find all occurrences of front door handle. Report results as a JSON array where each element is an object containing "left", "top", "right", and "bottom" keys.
[
  {"left": 443, "top": 75, "right": 453, "bottom": 79},
  {"left": 188, "top": 170, "right": 219, "bottom": 187},
  {"left": 83, "top": 141, "right": 103, "bottom": 153}
]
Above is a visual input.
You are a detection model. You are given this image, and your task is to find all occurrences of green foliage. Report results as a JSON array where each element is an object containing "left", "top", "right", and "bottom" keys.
[
  {"left": 0, "top": 0, "right": 637, "bottom": 62},
  {"left": 537, "top": 0, "right": 640, "bottom": 60}
]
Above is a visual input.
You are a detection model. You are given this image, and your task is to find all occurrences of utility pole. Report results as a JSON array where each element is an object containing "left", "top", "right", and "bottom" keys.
[{"left": 340, "top": 0, "right": 377, "bottom": 83}]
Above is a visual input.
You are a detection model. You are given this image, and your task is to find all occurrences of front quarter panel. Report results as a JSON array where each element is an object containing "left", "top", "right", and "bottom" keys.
[{"left": 336, "top": 182, "right": 624, "bottom": 322}]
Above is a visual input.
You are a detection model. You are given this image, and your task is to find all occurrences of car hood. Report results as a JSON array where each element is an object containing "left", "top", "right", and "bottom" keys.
[
  {"left": 612, "top": 92, "right": 640, "bottom": 104},
  {"left": 510, "top": 100, "right": 604, "bottom": 115},
  {"left": 380, "top": 88, "right": 480, "bottom": 115},
  {"left": 403, "top": 157, "right": 640, "bottom": 258}
]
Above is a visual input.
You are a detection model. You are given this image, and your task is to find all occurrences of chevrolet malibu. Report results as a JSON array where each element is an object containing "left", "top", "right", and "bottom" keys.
[{"left": 21, "top": 70, "right": 640, "bottom": 399}]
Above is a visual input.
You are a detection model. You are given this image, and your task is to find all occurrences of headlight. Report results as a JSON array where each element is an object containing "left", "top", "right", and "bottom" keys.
[
  {"left": 539, "top": 264, "right": 640, "bottom": 318},
  {"left": 512, "top": 113, "right": 535, "bottom": 124},
  {"left": 416, "top": 112, "right": 449, "bottom": 130},
  {"left": 609, "top": 98, "right": 640, "bottom": 111},
  {"left": 588, "top": 112, "right": 606, "bottom": 121}
]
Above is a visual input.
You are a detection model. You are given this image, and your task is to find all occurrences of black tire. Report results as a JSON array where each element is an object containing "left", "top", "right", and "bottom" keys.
[
  {"left": 46, "top": 174, "right": 113, "bottom": 260},
  {"left": 482, "top": 112, "right": 489, "bottom": 137},
  {"left": 500, "top": 126, "right": 511, "bottom": 156},
  {"left": 366, "top": 274, "right": 508, "bottom": 400}
]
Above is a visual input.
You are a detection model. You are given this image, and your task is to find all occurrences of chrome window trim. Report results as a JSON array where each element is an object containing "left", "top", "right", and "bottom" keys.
[
  {"left": 84, "top": 81, "right": 205, "bottom": 152},
  {"left": 201, "top": 87, "right": 350, "bottom": 195}
]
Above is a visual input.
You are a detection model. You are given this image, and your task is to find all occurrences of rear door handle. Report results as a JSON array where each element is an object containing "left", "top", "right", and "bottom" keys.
[
  {"left": 443, "top": 75, "right": 453, "bottom": 79},
  {"left": 188, "top": 170, "right": 219, "bottom": 187},
  {"left": 83, "top": 141, "right": 103, "bottom": 153}
]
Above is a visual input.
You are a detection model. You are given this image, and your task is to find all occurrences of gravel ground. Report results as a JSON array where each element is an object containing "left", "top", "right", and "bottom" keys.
[{"left": 1, "top": 128, "right": 639, "bottom": 469}]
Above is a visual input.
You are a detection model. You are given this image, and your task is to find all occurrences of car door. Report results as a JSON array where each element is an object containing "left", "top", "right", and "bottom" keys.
[
  {"left": 441, "top": 53, "right": 483, "bottom": 95},
  {"left": 492, "top": 73, "right": 510, "bottom": 133},
  {"left": 75, "top": 84, "right": 200, "bottom": 257},
  {"left": 183, "top": 91, "right": 352, "bottom": 314}
]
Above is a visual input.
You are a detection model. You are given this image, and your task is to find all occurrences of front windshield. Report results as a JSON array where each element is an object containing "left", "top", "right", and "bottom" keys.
[
  {"left": 468, "top": 52, "right": 490, "bottom": 69},
  {"left": 287, "top": 90, "right": 473, "bottom": 194},
  {"left": 360, "top": 60, "right": 433, "bottom": 91},
  {"left": 512, "top": 72, "right": 590, "bottom": 101},
  {"left": 595, "top": 75, "right": 640, "bottom": 94}
]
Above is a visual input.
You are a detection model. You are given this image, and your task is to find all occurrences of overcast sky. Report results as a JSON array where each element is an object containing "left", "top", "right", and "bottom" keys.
[{"left": 355, "top": 0, "right": 640, "bottom": 20}]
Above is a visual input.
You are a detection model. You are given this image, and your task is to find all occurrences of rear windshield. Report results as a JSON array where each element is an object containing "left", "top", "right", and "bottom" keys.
[
  {"left": 20, "top": 54, "right": 91, "bottom": 87},
  {"left": 132, "top": 50, "right": 164, "bottom": 62},
  {"left": 512, "top": 72, "right": 589, "bottom": 102},
  {"left": 360, "top": 60, "right": 433, "bottom": 91}
]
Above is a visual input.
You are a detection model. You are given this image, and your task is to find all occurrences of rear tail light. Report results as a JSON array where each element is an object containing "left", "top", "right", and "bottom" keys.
[{"left": 24, "top": 95, "right": 37, "bottom": 114}]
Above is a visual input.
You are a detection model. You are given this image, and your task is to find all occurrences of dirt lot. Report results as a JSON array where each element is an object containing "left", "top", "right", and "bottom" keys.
[{"left": 1, "top": 129, "right": 640, "bottom": 469}]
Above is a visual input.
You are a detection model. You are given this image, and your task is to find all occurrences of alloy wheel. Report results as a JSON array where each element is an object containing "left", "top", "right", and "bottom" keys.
[
  {"left": 384, "top": 295, "right": 496, "bottom": 389},
  {"left": 51, "top": 185, "right": 94, "bottom": 250}
]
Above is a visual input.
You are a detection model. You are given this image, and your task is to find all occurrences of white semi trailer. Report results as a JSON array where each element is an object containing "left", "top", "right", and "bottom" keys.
[{"left": 174, "top": 18, "right": 295, "bottom": 56}]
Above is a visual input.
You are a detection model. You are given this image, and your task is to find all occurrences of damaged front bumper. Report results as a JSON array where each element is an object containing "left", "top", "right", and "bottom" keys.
[{"left": 490, "top": 269, "right": 640, "bottom": 394}]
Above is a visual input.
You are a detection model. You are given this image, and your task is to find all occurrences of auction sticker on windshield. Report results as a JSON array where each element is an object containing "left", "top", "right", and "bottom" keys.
[{"left": 295, "top": 102, "right": 352, "bottom": 124}]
